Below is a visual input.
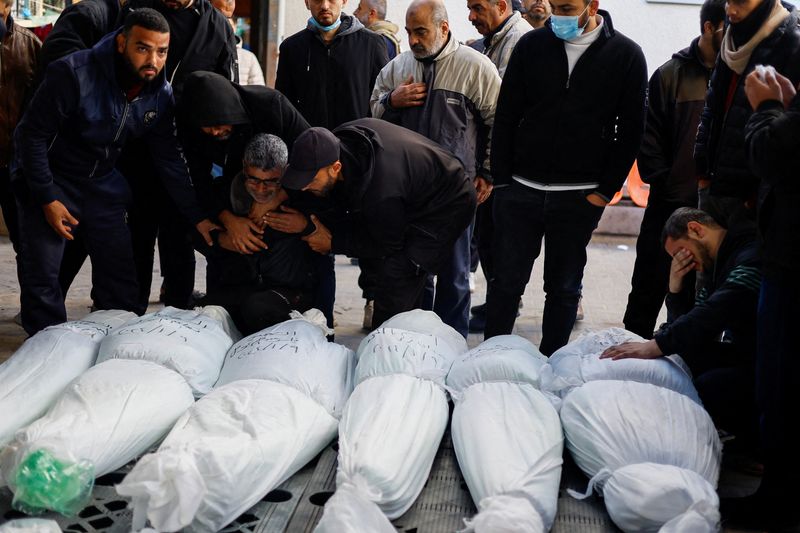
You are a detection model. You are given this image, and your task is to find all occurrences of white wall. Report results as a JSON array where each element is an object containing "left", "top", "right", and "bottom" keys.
[{"left": 280, "top": 0, "right": 707, "bottom": 75}]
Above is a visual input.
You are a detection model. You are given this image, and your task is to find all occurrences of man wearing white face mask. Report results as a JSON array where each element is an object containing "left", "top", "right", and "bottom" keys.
[{"left": 485, "top": 0, "right": 647, "bottom": 355}]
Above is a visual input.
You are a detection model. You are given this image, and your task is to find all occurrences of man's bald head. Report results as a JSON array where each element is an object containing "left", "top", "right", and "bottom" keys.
[{"left": 406, "top": 0, "right": 449, "bottom": 59}]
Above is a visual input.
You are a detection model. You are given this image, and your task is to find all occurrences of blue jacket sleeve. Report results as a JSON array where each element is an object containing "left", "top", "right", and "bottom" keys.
[{"left": 15, "top": 60, "right": 79, "bottom": 205}]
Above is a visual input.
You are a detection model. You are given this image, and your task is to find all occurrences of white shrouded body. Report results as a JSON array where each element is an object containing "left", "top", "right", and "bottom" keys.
[
  {"left": 543, "top": 328, "right": 700, "bottom": 404},
  {"left": 0, "top": 310, "right": 135, "bottom": 448},
  {"left": 0, "top": 359, "right": 194, "bottom": 487},
  {"left": 97, "top": 306, "right": 238, "bottom": 396},
  {"left": 561, "top": 380, "right": 721, "bottom": 532}
]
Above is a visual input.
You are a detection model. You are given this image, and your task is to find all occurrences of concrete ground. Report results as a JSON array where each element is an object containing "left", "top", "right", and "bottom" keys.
[{"left": 0, "top": 232, "right": 763, "bottom": 531}]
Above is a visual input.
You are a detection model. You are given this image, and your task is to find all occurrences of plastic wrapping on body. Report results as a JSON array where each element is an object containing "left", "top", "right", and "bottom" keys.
[
  {"left": 96, "top": 307, "right": 237, "bottom": 396},
  {"left": 215, "top": 319, "right": 356, "bottom": 418},
  {"left": 0, "top": 359, "right": 194, "bottom": 515},
  {"left": 561, "top": 380, "right": 721, "bottom": 532},
  {"left": 117, "top": 380, "right": 339, "bottom": 533},
  {"left": 315, "top": 374, "right": 449, "bottom": 530},
  {"left": 0, "top": 310, "right": 136, "bottom": 448},
  {"left": 542, "top": 328, "right": 700, "bottom": 404},
  {"left": 446, "top": 335, "right": 547, "bottom": 393},
  {"left": 452, "top": 382, "right": 562, "bottom": 532}
]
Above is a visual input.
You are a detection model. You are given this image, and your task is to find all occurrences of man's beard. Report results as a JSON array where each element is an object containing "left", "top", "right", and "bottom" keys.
[{"left": 411, "top": 33, "right": 447, "bottom": 59}]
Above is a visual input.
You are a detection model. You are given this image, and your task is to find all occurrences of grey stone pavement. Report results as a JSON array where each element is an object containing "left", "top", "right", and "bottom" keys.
[{"left": 0, "top": 228, "right": 763, "bottom": 531}]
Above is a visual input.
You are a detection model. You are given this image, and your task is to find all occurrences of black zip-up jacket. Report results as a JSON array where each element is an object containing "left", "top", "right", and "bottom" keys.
[
  {"left": 325, "top": 118, "right": 476, "bottom": 273},
  {"left": 639, "top": 39, "right": 712, "bottom": 205},
  {"left": 275, "top": 14, "right": 388, "bottom": 129},
  {"left": 654, "top": 222, "right": 761, "bottom": 359},
  {"left": 694, "top": 2, "right": 800, "bottom": 201},
  {"left": 119, "top": 0, "right": 238, "bottom": 98},
  {"left": 36, "top": 0, "right": 120, "bottom": 83},
  {"left": 179, "top": 71, "right": 310, "bottom": 218},
  {"left": 491, "top": 11, "right": 647, "bottom": 201},
  {"left": 745, "top": 97, "right": 800, "bottom": 282}
]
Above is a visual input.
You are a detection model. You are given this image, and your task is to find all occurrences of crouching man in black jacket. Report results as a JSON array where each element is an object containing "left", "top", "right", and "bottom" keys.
[
  {"left": 279, "top": 118, "right": 477, "bottom": 328},
  {"left": 198, "top": 134, "right": 316, "bottom": 335},
  {"left": 602, "top": 208, "right": 761, "bottom": 450}
]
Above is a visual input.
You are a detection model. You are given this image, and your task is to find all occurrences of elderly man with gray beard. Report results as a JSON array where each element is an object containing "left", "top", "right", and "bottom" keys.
[{"left": 370, "top": 0, "right": 501, "bottom": 338}]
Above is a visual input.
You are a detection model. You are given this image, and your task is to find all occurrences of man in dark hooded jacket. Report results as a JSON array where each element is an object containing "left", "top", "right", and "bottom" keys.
[
  {"left": 694, "top": 0, "right": 800, "bottom": 226},
  {"left": 180, "top": 71, "right": 310, "bottom": 256},
  {"left": 281, "top": 118, "right": 477, "bottom": 327}
]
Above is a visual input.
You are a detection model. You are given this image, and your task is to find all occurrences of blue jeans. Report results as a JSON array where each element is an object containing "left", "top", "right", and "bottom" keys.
[
  {"left": 422, "top": 224, "right": 472, "bottom": 338},
  {"left": 485, "top": 183, "right": 604, "bottom": 355}
]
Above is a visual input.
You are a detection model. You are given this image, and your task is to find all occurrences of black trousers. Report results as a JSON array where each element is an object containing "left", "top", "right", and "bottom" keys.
[
  {"left": 623, "top": 199, "right": 694, "bottom": 338},
  {"left": 370, "top": 253, "right": 428, "bottom": 329},
  {"left": 15, "top": 175, "right": 140, "bottom": 335},
  {"left": 0, "top": 166, "right": 19, "bottom": 249}
]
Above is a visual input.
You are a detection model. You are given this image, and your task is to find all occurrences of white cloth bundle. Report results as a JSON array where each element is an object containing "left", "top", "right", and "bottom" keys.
[
  {"left": 116, "top": 317, "right": 356, "bottom": 532},
  {"left": 377, "top": 309, "right": 468, "bottom": 355},
  {"left": 0, "top": 359, "right": 193, "bottom": 513},
  {"left": 117, "top": 379, "right": 341, "bottom": 533},
  {"left": 316, "top": 311, "right": 464, "bottom": 531},
  {"left": 452, "top": 382, "right": 563, "bottom": 532},
  {"left": 542, "top": 328, "right": 699, "bottom": 404},
  {"left": 561, "top": 380, "right": 721, "bottom": 532},
  {"left": 0, "top": 310, "right": 135, "bottom": 448},
  {"left": 316, "top": 375, "right": 449, "bottom": 531},
  {"left": 215, "top": 319, "right": 355, "bottom": 417},
  {"left": 446, "top": 335, "right": 547, "bottom": 393},
  {"left": 97, "top": 306, "right": 238, "bottom": 396}
]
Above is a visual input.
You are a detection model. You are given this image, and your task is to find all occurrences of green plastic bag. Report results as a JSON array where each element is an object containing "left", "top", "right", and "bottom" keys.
[{"left": 12, "top": 449, "right": 94, "bottom": 516}]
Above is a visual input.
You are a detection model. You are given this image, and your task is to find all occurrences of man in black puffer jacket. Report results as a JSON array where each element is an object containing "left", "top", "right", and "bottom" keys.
[{"left": 694, "top": 0, "right": 800, "bottom": 226}]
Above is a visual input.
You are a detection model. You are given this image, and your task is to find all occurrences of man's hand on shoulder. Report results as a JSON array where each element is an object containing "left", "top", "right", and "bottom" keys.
[
  {"left": 218, "top": 210, "right": 267, "bottom": 254},
  {"left": 474, "top": 176, "right": 493, "bottom": 205}
]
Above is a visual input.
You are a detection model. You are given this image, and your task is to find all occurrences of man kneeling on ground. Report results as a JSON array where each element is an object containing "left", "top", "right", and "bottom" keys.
[
  {"left": 198, "top": 134, "right": 316, "bottom": 334},
  {"left": 602, "top": 207, "right": 761, "bottom": 451}
]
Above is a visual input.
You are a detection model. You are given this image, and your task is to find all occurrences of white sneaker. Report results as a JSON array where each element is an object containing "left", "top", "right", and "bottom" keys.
[
  {"left": 363, "top": 300, "right": 374, "bottom": 330},
  {"left": 469, "top": 273, "right": 476, "bottom": 293}
]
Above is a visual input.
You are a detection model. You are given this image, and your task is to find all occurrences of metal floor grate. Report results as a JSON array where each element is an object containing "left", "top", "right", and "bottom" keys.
[{"left": 1, "top": 436, "right": 619, "bottom": 532}]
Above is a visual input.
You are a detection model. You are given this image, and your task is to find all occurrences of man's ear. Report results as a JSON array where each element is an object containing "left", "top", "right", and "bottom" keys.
[
  {"left": 330, "top": 160, "right": 343, "bottom": 176},
  {"left": 116, "top": 32, "right": 126, "bottom": 54},
  {"left": 687, "top": 220, "right": 705, "bottom": 239}
]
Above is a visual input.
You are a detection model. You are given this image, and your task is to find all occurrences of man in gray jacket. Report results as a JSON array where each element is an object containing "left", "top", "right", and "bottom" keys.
[
  {"left": 466, "top": 0, "right": 531, "bottom": 332},
  {"left": 370, "top": 0, "right": 500, "bottom": 337}
]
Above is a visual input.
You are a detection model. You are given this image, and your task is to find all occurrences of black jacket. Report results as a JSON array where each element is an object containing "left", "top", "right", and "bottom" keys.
[
  {"left": 745, "top": 97, "right": 800, "bottom": 282},
  {"left": 654, "top": 222, "right": 761, "bottom": 360},
  {"left": 694, "top": 2, "right": 800, "bottom": 201},
  {"left": 639, "top": 39, "right": 712, "bottom": 205},
  {"left": 180, "top": 71, "right": 310, "bottom": 217},
  {"left": 326, "top": 118, "right": 476, "bottom": 273},
  {"left": 120, "top": 0, "right": 237, "bottom": 98},
  {"left": 36, "top": 0, "right": 120, "bottom": 82},
  {"left": 275, "top": 14, "right": 388, "bottom": 129},
  {"left": 491, "top": 11, "right": 647, "bottom": 201}
]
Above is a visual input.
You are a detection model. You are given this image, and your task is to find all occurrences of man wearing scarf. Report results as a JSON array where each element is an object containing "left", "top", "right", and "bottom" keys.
[{"left": 694, "top": 0, "right": 800, "bottom": 227}]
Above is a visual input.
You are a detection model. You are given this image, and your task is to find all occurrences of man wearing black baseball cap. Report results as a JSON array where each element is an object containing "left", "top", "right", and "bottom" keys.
[{"left": 279, "top": 118, "right": 477, "bottom": 328}]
